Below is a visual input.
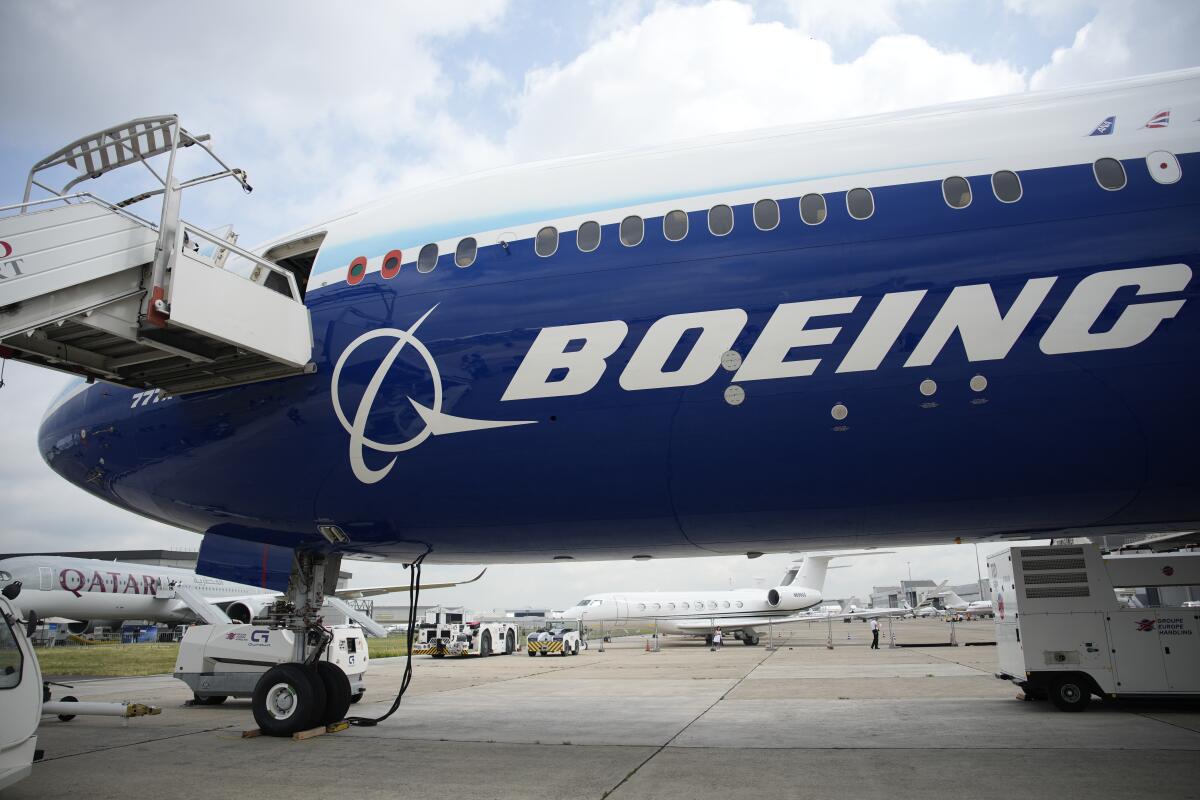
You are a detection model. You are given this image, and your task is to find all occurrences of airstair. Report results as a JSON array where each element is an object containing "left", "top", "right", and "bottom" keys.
[{"left": 0, "top": 115, "right": 315, "bottom": 394}]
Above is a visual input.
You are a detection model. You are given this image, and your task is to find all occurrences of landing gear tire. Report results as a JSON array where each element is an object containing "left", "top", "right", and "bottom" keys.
[
  {"left": 1049, "top": 675, "right": 1091, "bottom": 712},
  {"left": 57, "top": 696, "right": 79, "bottom": 722},
  {"left": 192, "top": 693, "right": 228, "bottom": 706},
  {"left": 252, "top": 663, "right": 327, "bottom": 736},
  {"left": 315, "top": 661, "right": 352, "bottom": 726},
  {"left": 480, "top": 631, "right": 492, "bottom": 658},
  {"left": 705, "top": 634, "right": 713, "bottom": 646},
  {"left": 743, "top": 636, "right": 759, "bottom": 646}
]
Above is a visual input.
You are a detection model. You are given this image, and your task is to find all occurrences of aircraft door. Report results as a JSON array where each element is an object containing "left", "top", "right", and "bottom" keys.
[
  {"left": 613, "top": 595, "right": 628, "bottom": 623},
  {"left": 39, "top": 567, "right": 52, "bottom": 591}
]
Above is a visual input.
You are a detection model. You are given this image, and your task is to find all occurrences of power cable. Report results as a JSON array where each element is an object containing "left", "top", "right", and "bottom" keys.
[{"left": 347, "top": 547, "right": 431, "bottom": 727}]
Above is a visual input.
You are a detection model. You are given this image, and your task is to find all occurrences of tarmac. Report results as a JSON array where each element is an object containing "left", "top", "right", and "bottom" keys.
[{"left": 13, "top": 619, "right": 1200, "bottom": 800}]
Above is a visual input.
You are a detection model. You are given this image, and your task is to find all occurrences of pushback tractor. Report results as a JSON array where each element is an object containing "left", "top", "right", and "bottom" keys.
[
  {"left": 411, "top": 609, "right": 518, "bottom": 657},
  {"left": 990, "top": 543, "right": 1200, "bottom": 711}
]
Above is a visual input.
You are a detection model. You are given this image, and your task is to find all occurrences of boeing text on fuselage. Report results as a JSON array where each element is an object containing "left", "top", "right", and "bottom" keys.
[{"left": 335, "top": 264, "right": 1189, "bottom": 483}]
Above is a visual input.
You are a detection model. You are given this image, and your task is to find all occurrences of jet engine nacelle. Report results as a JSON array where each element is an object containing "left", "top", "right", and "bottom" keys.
[
  {"left": 767, "top": 587, "right": 821, "bottom": 611},
  {"left": 225, "top": 598, "right": 273, "bottom": 624},
  {"left": 67, "top": 619, "right": 122, "bottom": 635}
]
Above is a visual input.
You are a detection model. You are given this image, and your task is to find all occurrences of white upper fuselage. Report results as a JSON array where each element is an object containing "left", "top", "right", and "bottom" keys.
[
  {"left": 0, "top": 555, "right": 272, "bottom": 623},
  {"left": 292, "top": 69, "right": 1200, "bottom": 292}
]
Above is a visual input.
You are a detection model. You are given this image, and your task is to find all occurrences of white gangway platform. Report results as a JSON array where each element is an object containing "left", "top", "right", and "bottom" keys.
[{"left": 0, "top": 115, "right": 315, "bottom": 394}]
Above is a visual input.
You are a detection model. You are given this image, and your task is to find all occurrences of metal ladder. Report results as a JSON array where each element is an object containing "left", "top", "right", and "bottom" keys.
[{"left": 0, "top": 115, "right": 315, "bottom": 394}]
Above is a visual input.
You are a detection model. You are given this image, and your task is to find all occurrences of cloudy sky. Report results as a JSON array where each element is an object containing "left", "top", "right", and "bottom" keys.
[{"left": 1, "top": 0, "right": 1197, "bottom": 610}]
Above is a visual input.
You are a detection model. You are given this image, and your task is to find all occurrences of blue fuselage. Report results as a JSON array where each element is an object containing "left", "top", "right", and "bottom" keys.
[{"left": 38, "top": 154, "right": 1200, "bottom": 563}]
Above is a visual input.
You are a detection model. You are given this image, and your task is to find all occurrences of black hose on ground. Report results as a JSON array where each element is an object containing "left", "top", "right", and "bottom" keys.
[{"left": 346, "top": 547, "right": 431, "bottom": 727}]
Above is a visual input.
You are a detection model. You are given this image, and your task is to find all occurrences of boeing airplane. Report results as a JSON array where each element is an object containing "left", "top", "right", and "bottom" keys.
[
  {"left": 28, "top": 69, "right": 1200, "bottom": 575},
  {"left": 6, "top": 68, "right": 1200, "bottom": 732}
]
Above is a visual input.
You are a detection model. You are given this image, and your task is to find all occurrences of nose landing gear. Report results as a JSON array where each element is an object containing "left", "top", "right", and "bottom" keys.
[{"left": 249, "top": 551, "right": 345, "bottom": 737}]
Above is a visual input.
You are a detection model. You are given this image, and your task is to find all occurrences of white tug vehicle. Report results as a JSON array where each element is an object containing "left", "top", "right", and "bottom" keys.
[
  {"left": 411, "top": 609, "right": 518, "bottom": 658},
  {"left": 527, "top": 625, "right": 584, "bottom": 657}
]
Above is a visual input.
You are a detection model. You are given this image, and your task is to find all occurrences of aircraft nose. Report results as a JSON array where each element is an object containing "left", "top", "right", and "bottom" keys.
[{"left": 38, "top": 380, "right": 101, "bottom": 488}]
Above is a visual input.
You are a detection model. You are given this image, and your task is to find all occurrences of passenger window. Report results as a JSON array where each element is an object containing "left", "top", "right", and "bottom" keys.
[
  {"left": 620, "top": 215, "right": 644, "bottom": 247},
  {"left": 638, "top": 603, "right": 646, "bottom": 611},
  {"left": 800, "top": 193, "right": 827, "bottom": 225},
  {"left": 381, "top": 249, "right": 402, "bottom": 279},
  {"left": 577, "top": 221, "right": 601, "bottom": 253},
  {"left": 653, "top": 603, "right": 661, "bottom": 611},
  {"left": 942, "top": 176, "right": 972, "bottom": 209},
  {"left": 707, "top": 601, "right": 717, "bottom": 610},
  {"left": 736, "top": 601, "right": 743, "bottom": 608},
  {"left": 846, "top": 188, "right": 874, "bottom": 220},
  {"left": 667, "top": 603, "right": 676, "bottom": 610},
  {"left": 708, "top": 204, "right": 734, "bottom": 236},
  {"left": 417, "top": 243, "right": 439, "bottom": 273},
  {"left": 991, "top": 170, "right": 1022, "bottom": 203},
  {"left": 722, "top": 601, "right": 730, "bottom": 608},
  {"left": 753, "top": 199, "right": 780, "bottom": 231},
  {"left": 681, "top": 602, "right": 690, "bottom": 610},
  {"left": 663, "top": 210, "right": 688, "bottom": 242},
  {"left": 0, "top": 615, "right": 21, "bottom": 689},
  {"left": 1093, "top": 158, "right": 1127, "bottom": 191},
  {"left": 455, "top": 238, "right": 477, "bottom": 267},
  {"left": 535, "top": 226, "right": 559, "bottom": 257}
]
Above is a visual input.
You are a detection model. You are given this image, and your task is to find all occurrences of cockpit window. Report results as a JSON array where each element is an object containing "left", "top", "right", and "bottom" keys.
[
  {"left": 781, "top": 568, "right": 798, "bottom": 587},
  {"left": 0, "top": 571, "right": 11, "bottom": 582}
]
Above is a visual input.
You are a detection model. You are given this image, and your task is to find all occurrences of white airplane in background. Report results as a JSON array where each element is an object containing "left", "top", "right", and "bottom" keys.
[
  {"left": 557, "top": 551, "right": 891, "bottom": 645},
  {"left": 0, "top": 554, "right": 485, "bottom": 637},
  {"left": 931, "top": 588, "right": 995, "bottom": 618}
]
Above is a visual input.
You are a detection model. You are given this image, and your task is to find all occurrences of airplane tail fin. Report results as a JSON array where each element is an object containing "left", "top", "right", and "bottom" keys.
[
  {"left": 916, "top": 579, "right": 948, "bottom": 606},
  {"left": 939, "top": 589, "right": 968, "bottom": 607},
  {"left": 792, "top": 550, "right": 893, "bottom": 592}
]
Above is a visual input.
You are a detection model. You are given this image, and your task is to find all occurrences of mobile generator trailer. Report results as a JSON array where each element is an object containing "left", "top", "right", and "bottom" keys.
[{"left": 989, "top": 543, "right": 1200, "bottom": 711}]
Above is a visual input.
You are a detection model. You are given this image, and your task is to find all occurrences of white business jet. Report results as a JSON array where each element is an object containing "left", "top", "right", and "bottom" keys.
[{"left": 557, "top": 551, "right": 890, "bottom": 645}]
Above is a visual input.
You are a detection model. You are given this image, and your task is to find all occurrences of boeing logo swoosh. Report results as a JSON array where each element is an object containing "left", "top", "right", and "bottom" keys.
[{"left": 331, "top": 306, "right": 535, "bottom": 484}]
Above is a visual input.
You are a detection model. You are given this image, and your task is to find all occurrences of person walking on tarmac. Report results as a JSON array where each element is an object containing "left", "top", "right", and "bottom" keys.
[
  {"left": 713, "top": 628, "right": 723, "bottom": 650},
  {"left": 870, "top": 617, "right": 880, "bottom": 649}
]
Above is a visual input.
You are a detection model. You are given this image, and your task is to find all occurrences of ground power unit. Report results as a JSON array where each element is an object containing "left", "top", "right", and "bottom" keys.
[
  {"left": 990, "top": 543, "right": 1200, "bottom": 711},
  {"left": 174, "top": 623, "right": 368, "bottom": 704}
]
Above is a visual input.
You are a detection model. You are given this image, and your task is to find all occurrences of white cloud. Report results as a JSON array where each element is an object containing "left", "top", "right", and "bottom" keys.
[
  {"left": 465, "top": 59, "right": 506, "bottom": 93},
  {"left": 782, "top": 0, "right": 908, "bottom": 42},
  {"left": 1003, "top": 0, "right": 1095, "bottom": 20},
  {"left": 506, "top": 1, "right": 1024, "bottom": 161},
  {"left": 0, "top": 0, "right": 511, "bottom": 243},
  {"left": 1032, "top": 0, "right": 1200, "bottom": 90}
]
